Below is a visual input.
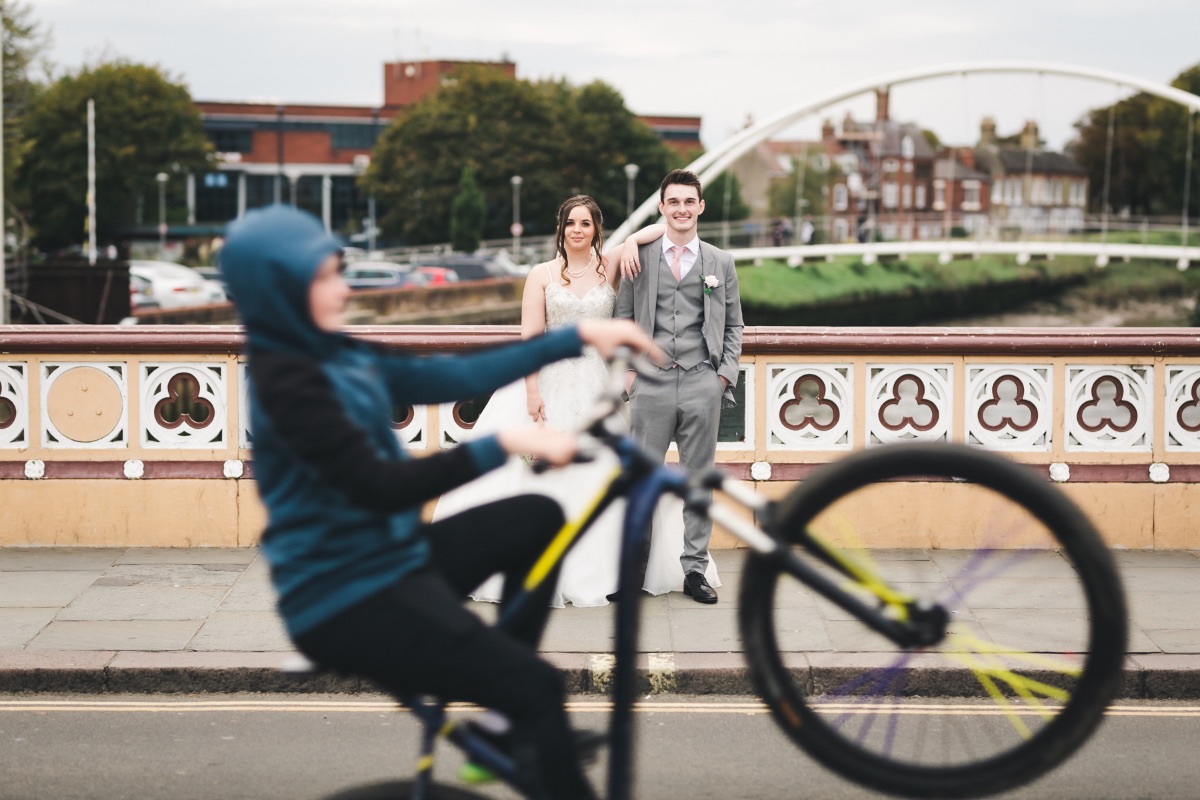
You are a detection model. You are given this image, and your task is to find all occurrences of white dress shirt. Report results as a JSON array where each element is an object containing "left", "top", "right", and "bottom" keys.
[{"left": 660, "top": 234, "right": 700, "bottom": 279}]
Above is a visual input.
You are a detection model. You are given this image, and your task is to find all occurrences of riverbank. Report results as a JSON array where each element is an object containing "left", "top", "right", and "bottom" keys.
[{"left": 737, "top": 255, "right": 1200, "bottom": 327}]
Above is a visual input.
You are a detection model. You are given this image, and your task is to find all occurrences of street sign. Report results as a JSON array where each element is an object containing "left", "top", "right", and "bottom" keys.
[{"left": 509, "top": 223, "right": 524, "bottom": 237}]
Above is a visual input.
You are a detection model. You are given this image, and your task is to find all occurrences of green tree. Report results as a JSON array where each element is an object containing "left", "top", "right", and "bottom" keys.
[
  {"left": 706, "top": 172, "right": 750, "bottom": 222},
  {"left": 18, "top": 60, "right": 212, "bottom": 251},
  {"left": 364, "top": 67, "right": 674, "bottom": 244},
  {"left": 1068, "top": 63, "right": 1200, "bottom": 216},
  {"left": 768, "top": 154, "right": 827, "bottom": 219},
  {"left": 449, "top": 165, "right": 485, "bottom": 253},
  {"left": 2, "top": 0, "right": 50, "bottom": 229}
]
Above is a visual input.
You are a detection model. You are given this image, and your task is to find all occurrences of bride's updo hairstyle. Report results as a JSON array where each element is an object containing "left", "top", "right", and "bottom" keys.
[{"left": 554, "top": 195, "right": 605, "bottom": 285}]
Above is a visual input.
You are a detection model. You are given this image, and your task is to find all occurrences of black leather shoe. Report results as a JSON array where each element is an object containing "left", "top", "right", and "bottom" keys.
[{"left": 683, "top": 571, "right": 718, "bottom": 604}]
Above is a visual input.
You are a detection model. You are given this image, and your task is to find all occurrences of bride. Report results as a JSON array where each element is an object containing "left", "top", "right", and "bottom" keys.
[{"left": 432, "top": 195, "right": 721, "bottom": 607}]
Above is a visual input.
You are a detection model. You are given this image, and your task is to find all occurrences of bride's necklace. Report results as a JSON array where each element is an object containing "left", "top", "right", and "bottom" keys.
[{"left": 563, "top": 255, "right": 595, "bottom": 280}]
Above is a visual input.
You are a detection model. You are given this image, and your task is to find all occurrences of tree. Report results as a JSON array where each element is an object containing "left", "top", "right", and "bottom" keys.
[
  {"left": 364, "top": 67, "right": 674, "bottom": 244},
  {"left": 449, "top": 165, "right": 485, "bottom": 253},
  {"left": 768, "top": 154, "right": 828, "bottom": 219},
  {"left": 18, "top": 60, "right": 212, "bottom": 251},
  {"left": 705, "top": 172, "right": 750, "bottom": 222},
  {"left": 2, "top": 0, "right": 50, "bottom": 222},
  {"left": 1068, "top": 63, "right": 1200, "bottom": 217}
]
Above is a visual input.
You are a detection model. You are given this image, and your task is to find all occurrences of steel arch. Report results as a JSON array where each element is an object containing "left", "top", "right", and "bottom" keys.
[{"left": 610, "top": 61, "right": 1200, "bottom": 243}]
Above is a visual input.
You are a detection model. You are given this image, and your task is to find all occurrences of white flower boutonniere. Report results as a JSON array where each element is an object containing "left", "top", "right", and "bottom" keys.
[{"left": 700, "top": 273, "right": 720, "bottom": 295}]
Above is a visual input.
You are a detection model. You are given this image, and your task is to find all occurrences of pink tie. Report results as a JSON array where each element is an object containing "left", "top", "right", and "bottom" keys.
[{"left": 668, "top": 245, "right": 683, "bottom": 282}]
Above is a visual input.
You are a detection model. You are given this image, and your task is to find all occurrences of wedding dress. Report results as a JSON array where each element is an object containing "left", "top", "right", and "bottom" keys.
[{"left": 431, "top": 267, "right": 720, "bottom": 607}]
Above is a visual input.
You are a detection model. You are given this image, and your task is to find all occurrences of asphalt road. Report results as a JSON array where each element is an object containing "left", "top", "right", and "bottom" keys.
[{"left": 1, "top": 693, "right": 1198, "bottom": 800}]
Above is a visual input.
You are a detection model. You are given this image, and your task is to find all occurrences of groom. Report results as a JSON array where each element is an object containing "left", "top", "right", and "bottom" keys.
[{"left": 616, "top": 169, "right": 744, "bottom": 604}]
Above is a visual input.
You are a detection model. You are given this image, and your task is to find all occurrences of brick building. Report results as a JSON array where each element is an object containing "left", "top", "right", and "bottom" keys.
[{"left": 183, "top": 60, "right": 702, "bottom": 239}]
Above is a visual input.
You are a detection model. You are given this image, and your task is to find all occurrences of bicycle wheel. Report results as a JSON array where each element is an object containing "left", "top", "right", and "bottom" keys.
[
  {"left": 322, "top": 780, "right": 491, "bottom": 799},
  {"left": 739, "top": 443, "right": 1127, "bottom": 799}
]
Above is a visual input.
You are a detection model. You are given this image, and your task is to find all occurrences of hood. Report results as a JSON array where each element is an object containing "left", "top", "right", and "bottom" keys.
[{"left": 219, "top": 205, "right": 345, "bottom": 355}]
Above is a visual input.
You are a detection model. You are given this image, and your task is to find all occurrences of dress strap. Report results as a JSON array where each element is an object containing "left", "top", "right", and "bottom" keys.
[{"left": 544, "top": 261, "right": 557, "bottom": 285}]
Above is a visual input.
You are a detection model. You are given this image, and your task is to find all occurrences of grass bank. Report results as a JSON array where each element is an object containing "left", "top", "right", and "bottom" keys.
[{"left": 736, "top": 254, "right": 1200, "bottom": 326}]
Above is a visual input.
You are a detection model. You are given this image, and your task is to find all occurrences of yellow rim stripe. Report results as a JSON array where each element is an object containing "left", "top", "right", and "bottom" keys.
[{"left": 524, "top": 467, "right": 621, "bottom": 592}]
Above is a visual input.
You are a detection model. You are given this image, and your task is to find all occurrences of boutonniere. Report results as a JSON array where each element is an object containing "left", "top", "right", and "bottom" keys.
[{"left": 700, "top": 273, "right": 720, "bottom": 295}]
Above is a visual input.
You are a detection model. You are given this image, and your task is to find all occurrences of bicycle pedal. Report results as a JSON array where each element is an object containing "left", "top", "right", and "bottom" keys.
[{"left": 459, "top": 762, "right": 497, "bottom": 784}]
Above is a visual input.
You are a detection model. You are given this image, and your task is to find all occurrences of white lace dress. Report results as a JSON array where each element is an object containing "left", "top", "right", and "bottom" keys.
[{"left": 431, "top": 270, "right": 720, "bottom": 607}]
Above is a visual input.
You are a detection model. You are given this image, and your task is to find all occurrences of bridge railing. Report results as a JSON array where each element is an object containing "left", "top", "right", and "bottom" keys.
[{"left": 2, "top": 325, "right": 1200, "bottom": 549}]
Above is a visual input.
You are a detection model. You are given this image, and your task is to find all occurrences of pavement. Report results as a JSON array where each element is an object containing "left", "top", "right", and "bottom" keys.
[{"left": 3, "top": 546, "right": 1200, "bottom": 698}]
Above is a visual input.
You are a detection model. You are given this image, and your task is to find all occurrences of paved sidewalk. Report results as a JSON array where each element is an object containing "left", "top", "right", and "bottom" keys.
[{"left": 3, "top": 546, "right": 1200, "bottom": 697}]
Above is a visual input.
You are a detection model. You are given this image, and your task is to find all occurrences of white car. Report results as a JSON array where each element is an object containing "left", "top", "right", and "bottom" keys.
[{"left": 129, "top": 261, "right": 224, "bottom": 309}]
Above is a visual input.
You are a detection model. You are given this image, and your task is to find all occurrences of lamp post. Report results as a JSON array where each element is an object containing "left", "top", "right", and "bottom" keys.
[
  {"left": 352, "top": 154, "right": 377, "bottom": 253},
  {"left": 155, "top": 172, "right": 169, "bottom": 258},
  {"left": 285, "top": 168, "right": 302, "bottom": 206},
  {"left": 510, "top": 175, "right": 523, "bottom": 262},
  {"left": 623, "top": 163, "right": 639, "bottom": 219}
]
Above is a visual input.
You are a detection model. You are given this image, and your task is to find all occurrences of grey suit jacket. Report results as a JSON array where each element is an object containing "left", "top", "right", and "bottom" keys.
[{"left": 615, "top": 239, "right": 744, "bottom": 402}]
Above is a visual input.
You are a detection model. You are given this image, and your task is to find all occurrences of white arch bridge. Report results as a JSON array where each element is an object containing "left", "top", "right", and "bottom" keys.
[{"left": 610, "top": 60, "right": 1200, "bottom": 270}]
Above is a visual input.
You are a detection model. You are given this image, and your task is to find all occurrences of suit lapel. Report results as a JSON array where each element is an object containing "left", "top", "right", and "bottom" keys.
[{"left": 645, "top": 242, "right": 663, "bottom": 326}]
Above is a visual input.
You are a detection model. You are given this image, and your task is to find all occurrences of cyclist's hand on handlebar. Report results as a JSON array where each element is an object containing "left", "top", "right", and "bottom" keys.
[
  {"left": 577, "top": 319, "right": 665, "bottom": 364},
  {"left": 496, "top": 427, "right": 578, "bottom": 468}
]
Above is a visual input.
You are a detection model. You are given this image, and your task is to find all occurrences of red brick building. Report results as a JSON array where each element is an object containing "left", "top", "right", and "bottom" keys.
[{"left": 186, "top": 60, "right": 702, "bottom": 239}]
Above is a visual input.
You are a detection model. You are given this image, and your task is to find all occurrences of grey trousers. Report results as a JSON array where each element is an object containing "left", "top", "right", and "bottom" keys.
[{"left": 629, "top": 361, "right": 723, "bottom": 576}]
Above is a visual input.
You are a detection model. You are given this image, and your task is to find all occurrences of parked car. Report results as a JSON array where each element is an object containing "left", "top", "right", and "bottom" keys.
[
  {"left": 413, "top": 266, "right": 460, "bottom": 286},
  {"left": 129, "top": 261, "right": 223, "bottom": 309},
  {"left": 409, "top": 253, "right": 512, "bottom": 282},
  {"left": 129, "top": 273, "right": 160, "bottom": 311},
  {"left": 342, "top": 261, "right": 424, "bottom": 290},
  {"left": 193, "top": 266, "right": 232, "bottom": 301}
]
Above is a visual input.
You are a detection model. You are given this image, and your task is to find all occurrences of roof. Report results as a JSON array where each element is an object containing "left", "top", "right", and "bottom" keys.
[
  {"left": 975, "top": 147, "right": 1087, "bottom": 176},
  {"left": 933, "top": 159, "right": 990, "bottom": 181}
]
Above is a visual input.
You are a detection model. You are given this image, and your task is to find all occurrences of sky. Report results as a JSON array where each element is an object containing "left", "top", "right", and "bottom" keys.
[{"left": 24, "top": 0, "right": 1200, "bottom": 153}]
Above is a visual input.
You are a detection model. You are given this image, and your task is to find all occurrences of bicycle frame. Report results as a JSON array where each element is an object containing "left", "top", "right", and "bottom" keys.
[{"left": 403, "top": 356, "right": 956, "bottom": 800}]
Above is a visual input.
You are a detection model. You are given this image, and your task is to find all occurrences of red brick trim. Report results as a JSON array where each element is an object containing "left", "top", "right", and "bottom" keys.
[{"left": 6, "top": 325, "right": 1200, "bottom": 356}]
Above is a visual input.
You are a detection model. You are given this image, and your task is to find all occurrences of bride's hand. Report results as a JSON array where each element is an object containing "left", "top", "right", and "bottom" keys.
[
  {"left": 526, "top": 390, "right": 546, "bottom": 424},
  {"left": 497, "top": 428, "right": 578, "bottom": 467},
  {"left": 619, "top": 238, "right": 642, "bottom": 279}
]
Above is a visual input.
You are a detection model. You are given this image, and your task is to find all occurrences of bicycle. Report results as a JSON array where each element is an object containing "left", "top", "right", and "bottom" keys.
[{"left": 321, "top": 349, "right": 1128, "bottom": 800}]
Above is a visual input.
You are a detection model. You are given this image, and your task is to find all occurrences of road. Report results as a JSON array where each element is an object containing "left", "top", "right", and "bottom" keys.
[{"left": 2, "top": 693, "right": 1198, "bottom": 799}]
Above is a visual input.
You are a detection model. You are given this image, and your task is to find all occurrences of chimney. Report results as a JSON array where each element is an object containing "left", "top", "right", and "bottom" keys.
[
  {"left": 979, "top": 116, "right": 996, "bottom": 147},
  {"left": 875, "top": 88, "right": 890, "bottom": 122},
  {"left": 821, "top": 118, "right": 835, "bottom": 141},
  {"left": 958, "top": 146, "right": 975, "bottom": 171},
  {"left": 1020, "top": 120, "right": 1040, "bottom": 151}
]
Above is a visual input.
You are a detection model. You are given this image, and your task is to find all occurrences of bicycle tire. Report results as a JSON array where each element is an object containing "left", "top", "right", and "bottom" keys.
[
  {"left": 739, "top": 443, "right": 1127, "bottom": 799},
  {"left": 321, "top": 780, "right": 492, "bottom": 800}
]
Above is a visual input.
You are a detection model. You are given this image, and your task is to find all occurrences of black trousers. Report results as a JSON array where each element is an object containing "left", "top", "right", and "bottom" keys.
[{"left": 294, "top": 495, "right": 595, "bottom": 800}]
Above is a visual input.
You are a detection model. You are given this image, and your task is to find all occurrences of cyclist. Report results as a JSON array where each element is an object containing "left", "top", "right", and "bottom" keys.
[{"left": 220, "top": 205, "right": 658, "bottom": 800}]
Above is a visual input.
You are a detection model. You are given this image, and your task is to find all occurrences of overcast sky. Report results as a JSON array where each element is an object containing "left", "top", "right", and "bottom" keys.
[{"left": 26, "top": 0, "right": 1200, "bottom": 152}]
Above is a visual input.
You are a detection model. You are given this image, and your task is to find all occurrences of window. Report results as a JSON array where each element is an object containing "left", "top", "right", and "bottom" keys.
[
  {"left": 962, "top": 180, "right": 981, "bottom": 211},
  {"left": 932, "top": 180, "right": 946, "bottom": 211},
  {"left": 833, "top": 183, "right": 849, "bottom": 211},
  {"left": 915, "top": 185, "right": 926, "bottom": 209},
  {"left": 206, "top": 127, "right": 253, "bottom": 154},
  {"left": 901, "top": 184, "right": 912, "bottom": 209},
  {"left": 901, "top": 135, "right": 915, "bottom": 160},
  {"left": 882, "top": 181, "right": 899, "bottom": 209},
  {"left": 883, "top": 159, "right": 900, "bottom": 173}
]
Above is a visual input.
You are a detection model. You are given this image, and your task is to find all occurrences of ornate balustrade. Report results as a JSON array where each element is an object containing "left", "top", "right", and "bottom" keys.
[{"left": 3, "top": 324, "right": 1200, "bottom": 549}]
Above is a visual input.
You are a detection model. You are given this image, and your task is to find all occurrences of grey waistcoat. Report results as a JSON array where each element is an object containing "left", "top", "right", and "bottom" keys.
[{"left": 654, "top": 263, "right": 708, "bottom": 370}]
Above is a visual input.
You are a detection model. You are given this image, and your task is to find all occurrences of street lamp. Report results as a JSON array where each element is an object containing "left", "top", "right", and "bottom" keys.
[
  {"left": 352, "top": 154, "right": 377, "bottom": 254},
  {"left": 155, "top": 172, "right": 169, "bottom": 258},
  {"left": 510, "top": 175, "right": 523, "bottom": 262},
  {"left": 284, "top": 168, "right": 302, "bottom": 206},
  {"left": 623, "top": 163, "right": 640, "bottom": 219}
]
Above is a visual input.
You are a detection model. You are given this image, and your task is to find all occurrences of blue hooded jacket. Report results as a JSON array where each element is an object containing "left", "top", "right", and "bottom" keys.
[{"left": 220, "top": 206, "right": 582, "bottom": 637}]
